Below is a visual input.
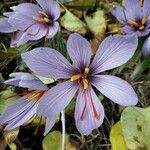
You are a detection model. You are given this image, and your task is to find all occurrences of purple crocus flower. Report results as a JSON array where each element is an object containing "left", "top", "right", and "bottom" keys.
[
  {"left": 0, "top": 72, "right": 55, "bottom": 135},
  {"left": 111, "top": 0, "right": 150, "bottom": 37},
  {"left": 0, "top": 0, "right": 60, "bottom": 47},
  {"left": 21, "top": 33, "right": 138, "bottom": 135},
  {"left": 141, "top": 36, "right": 150, "bottom": 57}
]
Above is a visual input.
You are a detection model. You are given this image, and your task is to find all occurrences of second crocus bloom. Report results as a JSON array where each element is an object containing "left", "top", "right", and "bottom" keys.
[{"left": 21, "top": 33, "right": 138, "bottom": 135}]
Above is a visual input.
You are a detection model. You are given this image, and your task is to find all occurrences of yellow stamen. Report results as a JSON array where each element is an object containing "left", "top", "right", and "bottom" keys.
[
  {"left": 140, "top": 0, "right": 144, "bottom": 7},
  {"left": 27, "top": 91, "right": 43, "bottom": 101},
  {"left": 141, "top": 16, "right": 147, "bottom": 25},
  {"left": 84, "top": 67, "right": 90, "bottom": 74},
  {"left": 43, "top": 17, "right": 50, "bottom": 23},
  {"left": 32, "top": 16, "right": 45, "bottom": 23},
  {"left": 139, "top": 25, "right": 145, "bottom": 30},
  {"left": 128, "top": 20, "right": 139, "bottom": 27},
  {"left": 70, "top": 74, "right": 82, "bottom": 81},
  {"left": 82, "top": 79, "right": 89, "bottom": 89},
  {"left": 39, "top": 11, "right": 49, "bottom": 18}
]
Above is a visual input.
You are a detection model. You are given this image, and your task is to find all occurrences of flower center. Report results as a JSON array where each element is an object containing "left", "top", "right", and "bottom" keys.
[
  {"left": 70, "top": 67, "right": 90, "bottom": 89},
  {"left": 32, "top": 11, "right": 52, "bottom": 24},
  {"left": 128, "top": 16, "right": 147, "bottom": 31}
]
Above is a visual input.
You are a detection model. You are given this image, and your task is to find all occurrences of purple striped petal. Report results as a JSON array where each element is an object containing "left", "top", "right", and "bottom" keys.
[
  {"left": 37, "top": 0, "right": 60, "bottom": 20},
  {"left": 75, "top": 86, "right": 104, "bottom": 135},
  {"left": 143, "top": 0, "right": 150, "bottom": 16},
  {"left": 44, "top": 116, "right": 56, "bottom": 135},
  {"left": 111, "top": 7, "right": 126, "bottom": 24},
  {"left": 21, "top": 47, "right": 76, "bottom": 79},
  {"left": 0, "top": 18, "right": 17, "bottom": 33},
  {"left": 8, "top": 12, "right": 35, "bottom": 31},
  {"left": 91, "top": 75, "right": 138, "bottom": 106},
  {"left": 67, "top": 33, "right": 91, "bottom": 70},
  {"left": 141, "top": 36, "right": 150, "bottom": 57},
  {"left": 37, "top": 81, "right": 78, "bottom": 117},
  {"left": 11, "top": 31, "right": 29, "bottom": 47},
  {"left": 48, "top": 22, "right": 59, "bottom": 38},
  {"left": 4, "top": 72, "right": 48, "bottom": 90},
  {"left": 90, "top": 35, "right": 138, "bottom": 74},
  {"left": 124, "top": 0, "right": 141, "bottom": 21},
  {"left": 122, "top": 25, "right": 136, "bottom": 34}
]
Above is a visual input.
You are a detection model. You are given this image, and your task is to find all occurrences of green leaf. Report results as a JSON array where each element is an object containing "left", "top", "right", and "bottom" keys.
[
  {"left": 131, "top": 56, "right": 150, "bottom": 79},
  {"left": 121, "top": 107, "right": 150, "bottom": 150},
  {"left": 42, "top": 131, "right": 77, "bottom": 150},
  {"left": 0, "top": 89, "right": 19, "bottom": 114},
  {"left": 60, "top": 9, "right": 87, "bottom": 34},
  {"left": 110, "top": 121, "right": 127, "bottom": 150}
]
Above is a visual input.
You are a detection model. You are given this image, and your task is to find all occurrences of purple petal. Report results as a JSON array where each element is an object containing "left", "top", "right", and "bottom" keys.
[
  {"left": 21, "top": 47, "right": 76, "bottom": 79},
  {"left": 0, "top": 18, "right": 17, "bottom": 33},
  {"left": 75, "top": 86, "right": 104, "bottom": 135},
  {"left": 5, "top": 102, "right": 38, "bottom": 130},
  {"left": 0, "top": 95, "right": 33, "bottom": 125},
  {"left": 141, "top": 36, "right": 150, "bottom": 57},
  {"left": 122, "top": 25, "right": 136, "bottom": 34},
  {"left": 4, "top": 72, "right": 48, "bottom": 90},
  {"left": 44, "top": 116, "right": 56, "bottom": 135},
  {"left": 48, "top": 22, "right": 59, "bottom": 38},
  {"left": 90, "top": 35, "right": 138, "bottom": 74},
  {"left": 37, "top": 0, "right": 60, "bottom": 20},
  {"left": 61, "top": 0, "right": 72, "bottom": 3},
  {"left": 37, "top": 81, "right": 78, "bottom": 117},
  {"left": 67, "top": 33, "right": 91, "bottom": 70},
  {"left": 111, "top": 7, "right": 126, "bottom": 24},
  {"left": 15, "top": 3, "right": 41, "bottom": 17},
  {"left": 91, "top": 75, "right": 138, "bottom": 106},
  {"left": 124, "top": 0, "right": 141, "bottom": 21},
  {"left": 25, "top": 23, "right": 47, "bottom": 40},
  {"left": 11, "top": 31, "right": 29, "bottom": 47},
  {"left": 143, "top": 0, "right": 150, "bottom": 16},
  {"left": 8, "top": 12, "right": 35, "bottom": 31}
]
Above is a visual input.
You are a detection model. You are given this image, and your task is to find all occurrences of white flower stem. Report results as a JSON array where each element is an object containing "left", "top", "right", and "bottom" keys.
[{"left": 61, "top": 110, "right": 65, "bottom": 150}]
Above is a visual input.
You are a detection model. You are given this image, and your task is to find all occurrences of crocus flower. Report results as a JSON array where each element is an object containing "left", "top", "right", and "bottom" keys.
[
  {"left": 21, "top": 33, "right": 138, "bottom": 135},
  {"left": 0, "top": 0, "right": 60, "bottom": 47},
  {"left": 141, "top": 36, "right": 150, "bottom": 57},
  {"left": 111, "top": 0, "right": 150, "bottom": 37},
  {"left": 0, "top": 72, "right": 55, "bottom": 135}
]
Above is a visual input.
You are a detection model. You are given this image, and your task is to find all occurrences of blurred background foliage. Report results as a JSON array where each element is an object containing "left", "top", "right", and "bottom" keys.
[{"left": 0, "top": 0, "right": 150, "bottom": 150}]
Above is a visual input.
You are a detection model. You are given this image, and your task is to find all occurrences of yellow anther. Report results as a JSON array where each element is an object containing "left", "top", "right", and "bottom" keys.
[
  {"left": 141, "top": 16, "right": 147, "bottom": 25},
  {"left": 27, "top": 91, "right": 43, "bottom": 101},
  {"left": 39, "top": 11, "right": 49, "bottom": 18},
  {"left": 43, "top": 17, "right": 50, "bottom": 23},
  {"left": 82, "top": 79, "right": 89, "bottom": 89},
  {"left": 128, "top": 20, "right": 139, "bottom": 27},
  {"left": 32, "top": 16, "right": 45, "bottom": 23},
  {"left": 70, "top": 74, "right": 82, "bottom": 81},
  {"left": 140, "top": 0, "right": 144, "bottom": 7},
  {"left": 139, "top": 25, "right": 145, "bottom": 30},
  {"left": 84, "top": 67, "right": 90, "bottom": 74}
]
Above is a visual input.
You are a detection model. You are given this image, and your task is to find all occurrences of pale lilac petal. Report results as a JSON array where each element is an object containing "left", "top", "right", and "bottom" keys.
[
  {"left": 67, "top": 33, "right": 91, "bottom": 69},
  {"left": 11, "top": 31, "right": 29, "bottom": 47},
  {"left": 4, "top": 72, "right": 48, "bottom": 90},
  {"left": 15, "top": 3, "right": 41, "bottom": 17},
  {"left": 124, "top": 0, "right": 141, "bottom": 20},
  {"left": 122, "top": 25, "right": 136, "bottom": 34},
  {"left": 142, "top": 36, "right": 150, "bottom": 57},
  {"left": 61, "top": 0, "right": 72, "bottom": 3},
  {"left": 0, "top": 18, "right": 17, "bottom": 33},
  {"left": 48, "top": 22, "right": 59, "bottom": 38},
  {"left": 5, "top": 102, "right": 38, "bottom": 130},
  {"left": 75, "top": 86, "right": 104, "bottom": 135},
  {"left": 37, "top": 0, "right": 60, "bottom": 20},
  {"left": 143, "top": 0, "right": 150, "bottom": 16},
  {"left": 111, "top": 7, "right": 126, "bottom": 24},
  {"left": 44, "top": 116, "right": 56, "bottom": 135},
  {"left": 8, "top": 13, "right": 35, "bottom": 30},
  {"left": 25, "top": 23, "right": 47, "bottom": 40},
  {"left": 91, "top": 75, "right": 138, "bottom": 106},
  {"left": 37, "top": 81, "right": 78, "bottom": 117},
  {"left": 21, "top": 47, "right": 76, "bottom": 79},
  {"left": 0, "top": 95, "right": 32, "bottom": 124},
  {"left": 90, "top": 35, "right": 138, "bottom": 74}
]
